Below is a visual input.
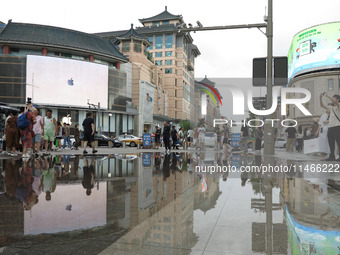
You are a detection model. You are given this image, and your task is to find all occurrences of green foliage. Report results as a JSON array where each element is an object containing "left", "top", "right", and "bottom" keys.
[{"left": 179, "top": 120, "right": 191, "bottom": 131}]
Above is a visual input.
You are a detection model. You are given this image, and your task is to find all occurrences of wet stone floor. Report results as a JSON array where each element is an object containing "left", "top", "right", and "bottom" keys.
[{"left": 0, "top": 151, "right": 339, "bottom": 254}]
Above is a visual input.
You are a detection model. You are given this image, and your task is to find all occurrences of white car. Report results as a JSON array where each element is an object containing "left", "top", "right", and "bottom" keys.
[
  {"left": 275, "top": 138, "right": 287, "bottom": 148},
  {"left": 204, "top": 132, "right": 216, "bottom": 148},
  {"left": 117, "top": 135, "right": 142, "bottom": 147}
]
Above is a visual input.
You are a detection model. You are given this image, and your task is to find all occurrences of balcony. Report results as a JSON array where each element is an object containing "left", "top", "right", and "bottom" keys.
[{"left": 187, "top": 59, "right": 194, "bottom": 71}]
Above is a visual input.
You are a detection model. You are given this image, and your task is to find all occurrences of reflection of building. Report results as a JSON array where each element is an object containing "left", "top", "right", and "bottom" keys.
[
  {"left": 287, "top": 22, "right": 340, "bottom": 126},
  {"left": 96, "top": 6, "right": 201, "bottom": 123},
  {"left": 0, "top": 21, "right": 135, "bottom": 136}
]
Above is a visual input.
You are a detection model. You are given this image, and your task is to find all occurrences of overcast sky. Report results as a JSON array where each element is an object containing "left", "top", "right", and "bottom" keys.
[{"left": 1, "top": 0, "right": 339, "bottom": 119}]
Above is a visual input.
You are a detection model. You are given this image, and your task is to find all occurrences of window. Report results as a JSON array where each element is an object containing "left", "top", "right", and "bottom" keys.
[
  {"left": 165, "top": 60, "right": 172, "bottom": 65},
  {"left": 155, "top": 35, "right": 163, "bottom": 49},
  {"left": 122, "top": 42, "right": 130, "bottom": 52},
  {"left": 155, "top": 60, "right": 162, "bottom": 66},
  {"left": 155, "top": 52, "right": 162, "bottom": 57},
  {"left": 165, "top": 51, "right": 172, "bottom": 57},
  {"left": 134, "top": 43, "right": 141, "bottom": 53},
  {"left": 148, "top": 36, "right": 153, "bottom": 50},
  {"left": 163, "top": 21, "right": 169, "bottom": 25},
  {"left": 165, "top": 68, "right": 172, "bottom": 74},
  {"left": 153, "top": 22, "right": 160, "bottom": 26},
  {"left": 328, "top": 79, "right": 334, "bottom": 91},
  {"left": 165, "top": 35, "right": 173, "bottom": 48}
]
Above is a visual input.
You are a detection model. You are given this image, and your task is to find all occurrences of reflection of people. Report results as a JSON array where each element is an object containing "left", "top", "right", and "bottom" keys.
[
  {"left": 296, "top": 125, "right": 304, "bottom": 152},
  {"left": 170, "top": 152, "right": 178, "bottom": 173},
  {"left": 154, "top": 153, "right": 161, "bottom": 174},
  {"left": 241, "top": 171, "right": 248, "bottom": 187},
  {"left": 255, "top": 127, "right": 263, "bottom": 152},
  {"left": 162, "top": 153, "right": 170, "bottom": 181},
  {"left": 318, "top": 110, "right": 330, "bottom": 159},
  {"left": 197, "top": 125, "right": 206, "bottom": 150},
  {"left": 42, "top": 157, "right": 57, "bottom": 201},
  {"left": 82, "top": 157, "right": 95, "bottom": 196},
  {"left": 4, "top": 159, "right": 20, "bottom": 200}
]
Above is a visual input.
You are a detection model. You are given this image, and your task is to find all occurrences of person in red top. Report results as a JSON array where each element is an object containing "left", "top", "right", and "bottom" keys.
[{"left": 20, "top": 104, "right": 37, "bottom": 158}]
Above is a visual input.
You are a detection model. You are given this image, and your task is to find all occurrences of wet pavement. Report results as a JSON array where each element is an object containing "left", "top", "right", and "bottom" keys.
[{"left": 0, "top": 150, "right": 339, "bottom": 254}]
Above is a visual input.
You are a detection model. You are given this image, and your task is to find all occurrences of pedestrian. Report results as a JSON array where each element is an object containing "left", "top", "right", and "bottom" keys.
[
  {"left": 162, "top": 122, "right": 171, "bottom": 153},
  {"left": 255, "top": 127, "right": 263, "bottom": 152},
  {"left": 319, "top": 92, "right": 340, "bottom": 161},
  {"left": 54, "top": 121, "right": 62, "bottom": 151},
  {"left": 318, "top": 110, "right": 330, "bottom": 159},
  {"left": 19, "top": 104, "right": 37, "bottom": 158},
  {"left": 296, "top": 125, "right": 304, "bottom": 152},
  {"left": 33, "top": 108, "right": 43, "bottom": 156},
  {"left": 187, "top": 129, "right": 194, "bottom": 147},
  {"left": 62, "top": 122, "right": 73, "bottom": 150},
  {"left": 285, "top": 123, "right": 297, "bottom": 152},
  {"left": 154, "top": 126, "right": 161, "bottom": 149},
  {"left": 82, "top": 112, "right": 97, "bottom": 154},
  {"left": 74, "top": 123, "right": 81, "bottom": 150},
  {"left": 171, "top": 126, "right": 178, "bottom": 150},
  {"left": 43, "top": 109, "right": 57, "bottom": 155},
  {"left": 222, "top": 124, "right": 230, "bottom": 150},
  {"left": 310, "top": 117, "right": 320, "bottom": 139},
  {"left": 197, "top": 124, "right": 206, "bottom": 150},
  {"left": 240, "top": 125, "right": 249, "bottom": 152},
  {"left": 178, "top": 127, "right": 184, "bottom": 147},
  {"left": 4, "top": 111, "right": 19, "bottom": 156}
]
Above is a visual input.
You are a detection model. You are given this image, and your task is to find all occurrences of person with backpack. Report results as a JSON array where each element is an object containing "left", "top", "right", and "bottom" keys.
[{"left": 18, "top": 104, "right": 37, "bottom": 158}]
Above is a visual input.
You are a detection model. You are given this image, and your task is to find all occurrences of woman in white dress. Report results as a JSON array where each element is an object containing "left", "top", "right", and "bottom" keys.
[{"left": 318, "top": 110, "right": 330, "bottom": 159}]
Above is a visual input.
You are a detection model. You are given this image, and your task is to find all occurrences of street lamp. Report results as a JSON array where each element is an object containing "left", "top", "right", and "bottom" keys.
[{"left": 87, "top": 100, "right": 102, "bottom": 135}]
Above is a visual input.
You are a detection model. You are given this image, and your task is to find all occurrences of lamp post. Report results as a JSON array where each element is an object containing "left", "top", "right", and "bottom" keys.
[{"left": 87, "top": 100, "right": 102, "bottom": 135}]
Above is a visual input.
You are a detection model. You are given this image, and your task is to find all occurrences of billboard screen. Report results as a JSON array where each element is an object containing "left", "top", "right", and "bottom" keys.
[
  {"left": 288, "top": 22, "right": 340, "bottom": 81},
  {"left": 26, "top": 55, "right": 108, "bottom": 108}
]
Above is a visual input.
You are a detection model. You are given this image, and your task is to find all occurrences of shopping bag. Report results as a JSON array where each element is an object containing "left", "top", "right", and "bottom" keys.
[{"left": 303, "top": 138, "right": 320, "bottom": 154}]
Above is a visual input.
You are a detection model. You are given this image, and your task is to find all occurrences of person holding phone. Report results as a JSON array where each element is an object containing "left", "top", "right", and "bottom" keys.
[{"left": 320, "top": 92, "right": 340, "bottom": 161}]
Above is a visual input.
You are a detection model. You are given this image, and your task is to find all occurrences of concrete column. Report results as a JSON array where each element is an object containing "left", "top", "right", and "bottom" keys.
[
  {"left": 3, "top": 45, "right": 10, "bottom": 54},
  {"left": 116, "top": 61, "right": 120, "bottom": 69},
  {"left": 42, "top": 48, "right": 48, "bottom": 56}
]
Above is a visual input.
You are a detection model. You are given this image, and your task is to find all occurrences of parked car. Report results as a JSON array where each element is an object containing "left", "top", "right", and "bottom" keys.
[
  {"left": 80, "top": 134, "right": 122, "bottom": 147},
  {"left": 93, "top": 134, "right": 122, "bottom": 147},
  {"left": 117, "top": 135, "right": 142, "bottom": 147},
  {"left": 275, "top": 138, "right": 286, "bottom": 148}
]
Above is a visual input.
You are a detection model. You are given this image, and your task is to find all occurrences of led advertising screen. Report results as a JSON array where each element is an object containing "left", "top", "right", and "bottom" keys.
[
  {"left": 26, "top": 55, "right": 108, "bottom": 108},
  {"left": 287, "top": 22, "right": 340, "bottom": 81}
]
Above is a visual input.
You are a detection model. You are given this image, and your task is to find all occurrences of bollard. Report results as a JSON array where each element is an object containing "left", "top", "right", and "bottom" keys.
[
  {"left": 123, "top": 141, "right": 126, "bottom": 149},
  {"left": 183, "top": 142, "right": 187, "bottom": 150},
  {"left": 137, "top": 143, "right": 141, "bottom": 149},
  {"left": 252, "top": 141, "right": 256, "bottom": 151},
  {"left": 81, "top": 140, "right": 84, "bottom": 148},
  {"left": 94, "top": 140, "right": 98, "bottom": 148},
  {"left": 108, "top": 141, "right": 113, "bottom": 148}
]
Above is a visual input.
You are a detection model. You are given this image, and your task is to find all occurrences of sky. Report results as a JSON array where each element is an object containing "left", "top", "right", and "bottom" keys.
[{"left": 1, "top": 0, "right": 340, "bottom": 120}]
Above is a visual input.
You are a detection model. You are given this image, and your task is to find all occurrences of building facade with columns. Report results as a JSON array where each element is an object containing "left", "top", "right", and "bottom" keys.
[{"left": 0, "top": 20, "right": 136, "bottom": 136}]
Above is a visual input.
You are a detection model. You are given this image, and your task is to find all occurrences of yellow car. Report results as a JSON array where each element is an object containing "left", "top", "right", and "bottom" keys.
[{"left": 117, "top": 135, "right": 143, "bottom": 147}]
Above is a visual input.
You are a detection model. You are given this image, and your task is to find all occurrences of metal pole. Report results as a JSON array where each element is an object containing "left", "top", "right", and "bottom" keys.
[
  {"left": 98, "top": 102, "right": 101, "bottom": 134},
  {"left": 264, "top": 0, "right": 275, "bottom": 155}
]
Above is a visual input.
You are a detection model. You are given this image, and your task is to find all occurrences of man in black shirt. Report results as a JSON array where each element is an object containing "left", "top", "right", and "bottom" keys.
[
  {"left": 82, "top": 112, "right": 97, "bottom": 154},
  {"left": 285, "top": 123, "right": 297, "bottom": 152},
  {"left": 171, "top": 126, "right": 178, "bottom": 149},
  {"left": 240, "top": 125, "right": 249, "bottom": 152},
  {"left": 154, "top": 126, "right": 161, "bottom": 149},
  {"left": 162, "top": 122, "right": 171, "bottom": 153}
]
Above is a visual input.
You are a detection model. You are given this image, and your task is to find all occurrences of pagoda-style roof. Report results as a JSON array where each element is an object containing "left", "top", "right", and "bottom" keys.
[
  {"left": 138, "top": 6, "right": 183, "bottom": 25},
  {"left": 116, "top": 24, "right": 150, "bottom": 46},
  {"left": 199, "top": 76, "right": 216, "bottom": 87},
  {"left": 0, "top": 21, "right": 128, "bottom": 62},
  {"left": 195, "top": 76, "right": 223, "bottom": 100}
]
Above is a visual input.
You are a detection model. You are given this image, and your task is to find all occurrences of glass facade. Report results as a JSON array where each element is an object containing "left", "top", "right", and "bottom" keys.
[
  {"left": 155, "top": 36, "right": 163, "bottom": 49},
  {"left": 155, "top": 52, "right": 162, "bottom": 57},
  {"left": 155, "top": 60, "right": 162, "bottom": 66},
  {"left": 165, "top": 68, "right": 172, "bottom": 74},
  {"left": 165, "top": 51, "right": 172, "bottom": 57},
  {"left": 148, "top": 36, "right": 153, "bottom": 50},
  {"left": 165, "top": 35, "right": 173, "bottom": 48},
  {"left": 165, "top": 60, "right": 172, "bottom": 65}
]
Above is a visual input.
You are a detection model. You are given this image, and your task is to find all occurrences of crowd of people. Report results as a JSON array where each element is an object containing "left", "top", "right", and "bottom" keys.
[
  {"left": 1, "top": 104, "right": 97, "bottom": 158},
  {"left": 283, "top": 92, "right": 340, "bottom": 161}
]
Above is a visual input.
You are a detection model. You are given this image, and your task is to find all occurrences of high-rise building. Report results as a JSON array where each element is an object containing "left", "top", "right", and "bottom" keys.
[{"left": 96, "top": 6, "right": 201, "bottom": 124}]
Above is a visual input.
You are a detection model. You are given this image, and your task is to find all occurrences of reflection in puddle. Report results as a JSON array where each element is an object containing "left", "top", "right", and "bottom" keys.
[{"left": 0, "top": 152, "right": 339, "bottom": 254}]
